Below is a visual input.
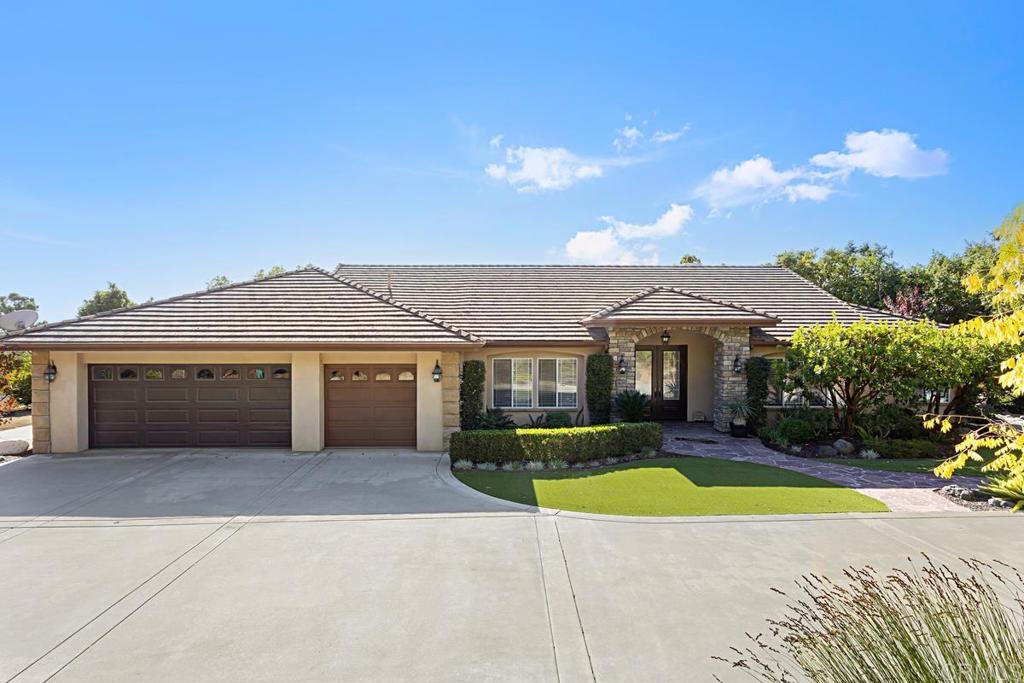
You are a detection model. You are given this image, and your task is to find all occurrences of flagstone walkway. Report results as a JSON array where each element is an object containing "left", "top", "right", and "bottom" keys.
[{"left": 661, "top": 422, "right": 979, "bottom": 513}]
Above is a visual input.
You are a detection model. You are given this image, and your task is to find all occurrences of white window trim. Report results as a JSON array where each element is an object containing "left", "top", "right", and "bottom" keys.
[
  {"left": 538, "top": 357, "right": 578, "bottom": 409},
  {"left": 492, "top": 357, "right": 535, "bottom": 409}
]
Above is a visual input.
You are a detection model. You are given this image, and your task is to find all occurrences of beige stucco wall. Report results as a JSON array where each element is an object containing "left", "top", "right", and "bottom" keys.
[
  {"left": 41, "top": 349, "right": 450, "bottom": 453},
  {"left": 463, "top": 346, "right": 597, "bottom": 426},
  {"left": 634, "top": 330, "right": 715, "bottom": 422}
]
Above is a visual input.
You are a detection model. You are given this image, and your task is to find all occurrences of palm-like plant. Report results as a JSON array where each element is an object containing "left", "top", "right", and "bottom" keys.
[
  {"left": 613, "top": 390, "right": 651, "bottom": 423},
  {"left": 727, "top": 397, "right": 754, "bottom": 425}
]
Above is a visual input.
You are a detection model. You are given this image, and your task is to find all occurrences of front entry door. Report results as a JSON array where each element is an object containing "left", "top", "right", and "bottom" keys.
[{"left": 635, "top": 346, "right": 687, "bottom": 420}]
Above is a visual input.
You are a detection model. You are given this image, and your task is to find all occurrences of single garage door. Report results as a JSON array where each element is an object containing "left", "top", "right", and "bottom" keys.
[
  {"left": 88, "top": 364, "right": 291, "bottom": 448},
  {"left": 324, "top": 364, "right": 416, "bottom": 447}
]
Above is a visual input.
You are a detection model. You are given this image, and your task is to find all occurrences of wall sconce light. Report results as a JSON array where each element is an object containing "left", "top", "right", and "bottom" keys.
[
  {"left": 733, "top": 356, "right": 746, "bottom": 373},
  {"left": 432, "top": 360, "right": 443, "bottom": 383},
  {"left": 660, "top": 330, "right": 671, "bottom": 345},
  {"left": 617, "top": 355, "right": 627, "bottom": 375},
  {"left": 43, "top": 363, "right": 58, "bottom": 383}
]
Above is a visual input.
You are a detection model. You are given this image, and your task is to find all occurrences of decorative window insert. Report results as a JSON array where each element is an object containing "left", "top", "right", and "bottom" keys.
[
  {"left": 221, "top": 367, "right": 241, "bottom": 380},
  {"left": 170, "top": 368, "right": 188, "bottom": 380},
  {"left": 91, "top": 366, "right": 113, "bottom": 381},
  {"left": 272, "top": 368, "right": 290, "bottom": 380},
  {"left": 196, "top": 368, "right": 215, "bottom": 380},
  {"left": 143, "top": 368, "right": 164, "bottom": 381},
  {"left": 328, "top": 370, "right": 344, "bottom": 381},
  {"left": 247, "top": 367, "right": 266, "bottom": 380},
  {"left": 118, "top": 367, "right": 139, "bottom": 381},
  {"left": 398, "top": 370, "right": 415, "bottom": 382},
  {"left": 352, "top": 370, "right": 368, "bottom": 382},
  {"left": 538, "top": 358, "right": 578, "bottom": 408},
  {"left": 374, "top": 371, "right": 392, "bottom": 382},
  {"left": 493, "top": 358, "right": 533, "bottom": 408}
]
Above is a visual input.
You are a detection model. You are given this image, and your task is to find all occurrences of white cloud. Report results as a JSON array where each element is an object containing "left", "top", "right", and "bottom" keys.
[
  {"left": 564, "top": 204, "right": 693, "bottom": 264},
  {"left": 485, "top": 146, "right": 604, "bottom": 192},
  {"left": 613, "top": 126, "right": 643, "bottom": 153},
  {"left": 488, "top": 133, "right": 504, "bottom": 148},
  {"left": 810, "top": 129, "right": 948, "bottom": 178},
  {"left": 599, "top": 203, "right": 694, "bottom": 239},
  {"left": 784, "top": 183, "right": 835, "bottom": 202},
  {"left": 652, "top": 125, "right": 690, "bottom": 143},
  {"left": 694, "top": 156, "right": 814, "bottom": 209}
]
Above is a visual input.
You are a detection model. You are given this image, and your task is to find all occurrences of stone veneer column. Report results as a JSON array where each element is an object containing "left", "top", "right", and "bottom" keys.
[
  {"left": 441, "top": 351, "right": 460, "bottom": 448},
  {"left": 712, "top": 326, "right": 751, "bottom": 432},
  {"left": 608, "top": 328, "right": 637, "bottom": 397},
  {"left": 30, "top": 350, "right": 51, "bottom": 453}
]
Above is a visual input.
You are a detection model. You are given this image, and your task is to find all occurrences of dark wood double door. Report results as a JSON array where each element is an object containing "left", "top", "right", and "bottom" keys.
[{"left": 635, "top": 346, "right": 687, "bottom": 420}]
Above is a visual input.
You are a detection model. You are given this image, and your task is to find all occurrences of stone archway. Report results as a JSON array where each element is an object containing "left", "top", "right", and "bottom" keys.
[{"left": 608, "top": 325, "right": 751, "bottom": 431}]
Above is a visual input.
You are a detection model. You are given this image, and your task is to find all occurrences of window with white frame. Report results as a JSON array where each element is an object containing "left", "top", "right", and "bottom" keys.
[
  {"left": 538, "top": 358, "right": 578, "bottom": 408},
  {"left": 493, "top": 358, "right": 534, "bottom": 408}
]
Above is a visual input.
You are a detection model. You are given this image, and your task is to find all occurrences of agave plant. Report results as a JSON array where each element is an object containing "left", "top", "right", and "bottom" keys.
[
  {"left": 613, "top": 390, "right": 651, "bottom": 423},
  {"left": 726, "top": 397, "right": 754, "bottom": 425},
  {"left": 980, "top": 473, "right": 1024, "bottom": 512}
]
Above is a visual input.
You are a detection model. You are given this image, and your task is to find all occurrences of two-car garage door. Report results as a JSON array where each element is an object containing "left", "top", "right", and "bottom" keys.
[
  {"left": 88, "top": 362, "right": 419, "bottom": 449},
  {"left": 88, "top": 364, "right": 292, "bottom": 448}
]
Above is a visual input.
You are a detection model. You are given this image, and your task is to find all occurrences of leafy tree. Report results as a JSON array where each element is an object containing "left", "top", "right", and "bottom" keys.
[
  {"left": 883, "top": 285, "right": 930, "bottom": 318},
  {"left": 253, "top": 265, "right": 286, "bottom": 280},
  {"left": 908, "top": 241, "right": 998, "bottom": 323},
  {"left": 774, "top": 242, "right": 903, "bottom": 310},
  {"left": 78, "top": 282, "right": 134, "bottom": 317},
  {"left": 678, "top": 254, "right": 701, "bottom": 264},
  {"left": 777, "top": 320, "right": 930, "bottom": 435},
  {"left": 932, "top": 204, "right": 1024, "bottom": 492},
  {"left": 206, "top": 275, "right": 231, "bottom": 290},
  {"left": 0, "top": 292, "right": 38, "bottom": 314}
]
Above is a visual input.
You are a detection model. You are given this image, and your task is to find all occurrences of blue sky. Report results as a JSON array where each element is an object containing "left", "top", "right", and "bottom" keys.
[{"left": 2, "top": 2, "right": 1022, "bottom": 321}]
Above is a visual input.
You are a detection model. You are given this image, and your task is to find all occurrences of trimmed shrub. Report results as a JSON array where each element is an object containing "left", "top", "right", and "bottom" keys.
[
  {"left": 865, "top": 438, "right": 940, "bottom": 459},
  {"left": 449, "top": 422, "right": 663, "bottom": 464},
  {"left": 774, "top": 416, "right": 815, "bottom": 445},
  {"left": 451, "top": 459, "right": 474, "bottom": 471},
  {"left": 745, "top": 356, "right": 771, "bottom": 429},
  {"left": 459, "top": 360, "right": 485, "bottom": 429},
  {"left": 542, "top": 411, "right": 573, "bottom": 428},
  {"left": 857, "top": 404, "right": 931, "bottom": 440},
  {"left": 613, "top": 390, "right": 650, "bottom": 423},
  {"left": 586, "top": 353, "right": 614, "bottom": 424}
]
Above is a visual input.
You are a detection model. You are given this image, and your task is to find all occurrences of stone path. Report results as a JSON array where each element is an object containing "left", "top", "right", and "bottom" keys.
[{"left": 661, "top": 422, "right": 977, "bottom": 513}]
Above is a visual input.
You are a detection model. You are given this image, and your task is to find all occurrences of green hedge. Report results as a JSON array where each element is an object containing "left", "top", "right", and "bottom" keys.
[
  {"left": 460, "top": 360, "right": 485, "bottom": 429},
  {"left": 449, "top": 423, "right": 663, "bottom": 464},
  {"left": 586, "top": 353, "right": 614, "bottom": 424},
  {"left": 745, "top": 356, "right": 770, "bottom": 429}
]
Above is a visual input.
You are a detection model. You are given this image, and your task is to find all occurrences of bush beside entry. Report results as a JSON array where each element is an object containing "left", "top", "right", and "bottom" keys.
[
  {"left": 586, "top": 353, "right": 614, "bottom": 424},
  {"left": 459, "top": 360, "right": 485, "bottom": 429},
  {"left": 449, "top": 423, "right": 663, "bottom": 464}
]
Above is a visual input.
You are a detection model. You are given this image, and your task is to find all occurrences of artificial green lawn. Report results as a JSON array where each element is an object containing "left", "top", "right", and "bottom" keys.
[
  {"left": 455, "top": 457, "right": 889, "bottom": 516},
  {"left": 820, "top": 457, "right": 988, "bottom": 478}
]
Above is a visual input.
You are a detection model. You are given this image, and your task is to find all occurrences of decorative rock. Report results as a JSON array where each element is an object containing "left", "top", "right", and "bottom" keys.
[
  {"left": 815, "top": 445, "right": 837, "bottom": 458},
  {"left": 940, "top": 484, "right": 983, "bottom": 501},
  {"left": 788, "top": 446, "right": 802, "bottom": 454},
  {"left": 833, "top": 439, "right": 856, "bottom": 455},
  {"left": 0, "top": 440, "right": 29, "bottom": 456},
  {"left": 988, "top": 497, "right": 1013, "bottom": 509}
]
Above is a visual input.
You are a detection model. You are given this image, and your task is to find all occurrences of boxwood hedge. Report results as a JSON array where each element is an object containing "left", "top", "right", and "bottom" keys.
[{"left": 448, "top": 422, "right": 662, "bottom": 464}]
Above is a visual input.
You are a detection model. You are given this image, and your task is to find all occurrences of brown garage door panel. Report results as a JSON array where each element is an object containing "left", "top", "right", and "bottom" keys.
[
  {"left": 324, "top": 364, "right": 417, "bottom": 447},
  {"left": 89, "top": 364, "right": 291, "bottom": 448}
]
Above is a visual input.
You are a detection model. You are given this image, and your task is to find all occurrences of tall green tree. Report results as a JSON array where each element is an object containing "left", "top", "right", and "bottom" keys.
[
  {"left": 253, "top": 265, "right": 286, "bottom": 280},
  {"left": 774, "top": 242, "right": 904, "bottom": 310},
  {"left": 78, "top": 282, "right": 134, "bottom": 317},
  {"left": 0, "top": 292, "right": 38, "bottom": 314},
  {"left": 905, "top": 242, "right": 998, "bottom": 323},
  {"left": 206, "top": 275, "right": 231, "bottom": 289}
]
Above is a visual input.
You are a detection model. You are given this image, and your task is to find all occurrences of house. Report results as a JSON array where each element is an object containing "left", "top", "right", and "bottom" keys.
[{"left": 1, "top": 265, "right": 907, "bottom": 453}]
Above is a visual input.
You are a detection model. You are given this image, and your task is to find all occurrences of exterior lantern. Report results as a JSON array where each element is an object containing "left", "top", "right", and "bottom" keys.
[
  {"left": 660, "top": 330, "right": 671, "bottom": 345},
  {"left": 432, "top": 360, "right": 443, "bottom": 383},
  {"left": 733, "top": 355, "right": 746, "bottom": 373},
  {"left": 43, "top": 363, "right": 58, "bottom": 383},
  {"left": 617, "top": 355, "right": 627, "bottom": 375}
]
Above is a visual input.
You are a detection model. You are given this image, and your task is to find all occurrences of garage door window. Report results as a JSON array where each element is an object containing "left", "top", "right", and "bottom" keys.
[
  {"left": 221, "top": 367, "right": 241, "bottom": 380},
  {"left": 144, "top": 368, "right": 164, "bottom": 381},
  {"left": 170, "top": 368, "right": 188, "bottom": 380},
  {"left": 118, "top": 367, "right": 138, "bottom": 381},
  {"left": 272, "top": 368, "right": 290, "bottom": 380},
  {"left": 398, "top": 370, "right": 415, "bottom": 381},
  {"left": 328, "top": 370, "right": 344, "bottom": 381},
  {"left": 247, "top": 367, "right": 266, "bottom": 380},
  {"left": 375, "top": 371, "right": 392, "bottom": 381},
  {"left": 92, "top": 366, "right": 113, "bottom": 381},
  {"left": 196, "top": 368, "right": 215, "bottom": 380},
  {"left": 352, "top": 370, "right": 368, "bottom": 381}
]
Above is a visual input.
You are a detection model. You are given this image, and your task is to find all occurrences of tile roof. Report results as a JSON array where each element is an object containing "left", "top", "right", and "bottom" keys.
[
  {"left": 582, "top": 287, "right": 779, "bottom": 326},
  {"left": 1, "top": 269, "right": 480, "bottom": 348},
  {"left": 334, "top": 264, "right": 909, "bottom": 344}
]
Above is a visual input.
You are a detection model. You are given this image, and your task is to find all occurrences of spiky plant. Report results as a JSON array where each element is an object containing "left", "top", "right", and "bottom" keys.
[{"left": 714, "top": 555, "right": 1024, "bottom": 683}]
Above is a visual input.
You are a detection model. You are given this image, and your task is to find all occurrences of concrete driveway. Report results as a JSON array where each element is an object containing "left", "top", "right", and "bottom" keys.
[{"left": 1, "top": 449, "right": 1022, "bottom": 683}]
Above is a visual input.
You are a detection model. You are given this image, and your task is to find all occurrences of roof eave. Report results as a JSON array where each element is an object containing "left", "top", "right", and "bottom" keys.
[
  {"left": 0, "top": 341, "right": 484, "bottom": 352},
  {"left": 583, "top": 317, "right": 780, "bottom": 328}
]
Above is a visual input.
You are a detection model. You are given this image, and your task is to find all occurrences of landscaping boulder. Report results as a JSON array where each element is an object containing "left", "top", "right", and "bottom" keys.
[
  {"left": 815, "top": 444, "right": 837, "bottom": 458},
  {"left": 0, "top": 440, "right": 29, "bottom": 456},
  {"left": 833, "top": 438, "right": 855, "bottom": 455},
  {"left": 988, "top": 497, "right": 1013, "bottom": 509},
  {"left": 939, "top": 484, "right": 984, "bottom": 501}
]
